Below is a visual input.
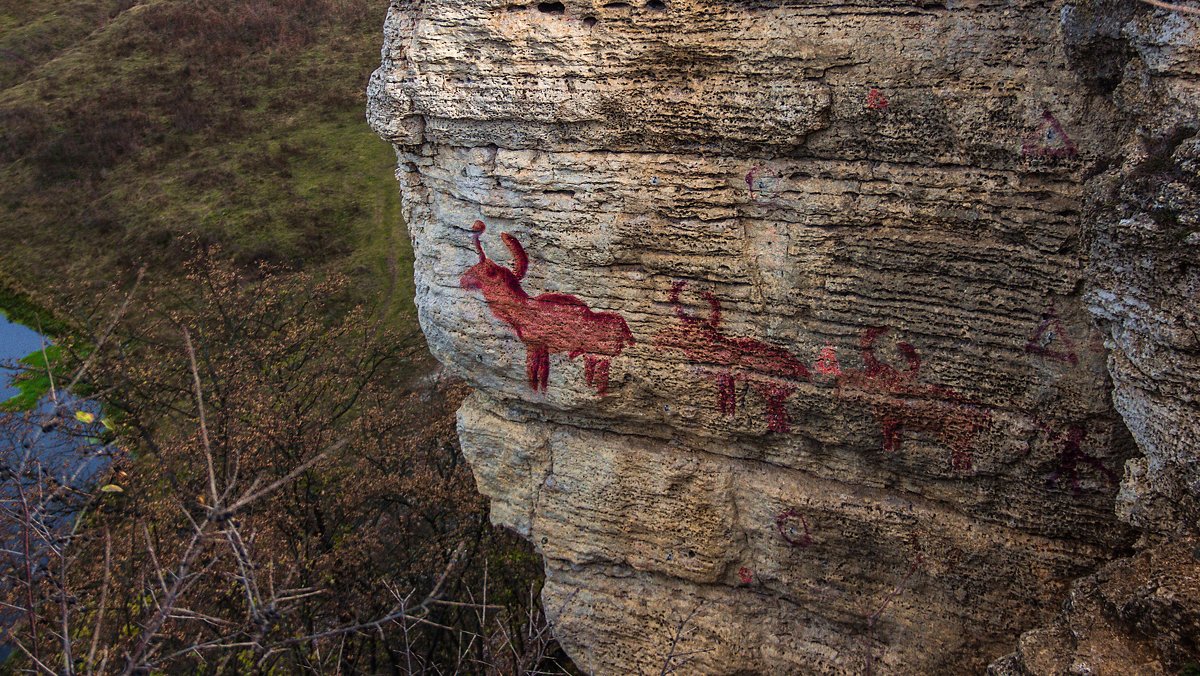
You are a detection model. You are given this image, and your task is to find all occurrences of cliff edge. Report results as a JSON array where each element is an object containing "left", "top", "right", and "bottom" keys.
[{"left": 368, "top": 0, "right": 1199, "bottom": 672}]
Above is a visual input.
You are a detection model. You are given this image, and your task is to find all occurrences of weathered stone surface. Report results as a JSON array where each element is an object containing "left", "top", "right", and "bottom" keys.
[
  {"left": 369, "top": 0, "right": 1197, "bottom": 672},
  {"left": 989, "top": 2, "right": 1200, "bottom": 672},
  {"left": 989, "top": 537, "right": 1200, "bottom": 675}
]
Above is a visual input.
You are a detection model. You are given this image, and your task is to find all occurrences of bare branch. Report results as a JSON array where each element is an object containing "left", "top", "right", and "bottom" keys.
[
  {"left": 658, "top": 601, "right": 710, "bottom": 676},
  {"left": 121, "top": 522, "right": 210, "bottom": 675},
  {"left": 218, "top": 439, "right": 345, "bottom": 517},
  {"left": 17, "top": 483, "right": 41, "bottom": 666},
  {"left": 36, "top": 319, "right": 58, "bottom": 406},
  {"left": 66, "top": 267, "right": 146, "bottom": 392},
  {"left": 181, "top": 327, "right": 219, "bottom": 506},
  {"left": 9, "top": 633, "right": 57, "bottom": 676},
  {"left": 86, "top": 528, "right": 111, "bottom": 674},
  {"left": 1138, "top": 0, "right": 1200, "bottom": 13}
]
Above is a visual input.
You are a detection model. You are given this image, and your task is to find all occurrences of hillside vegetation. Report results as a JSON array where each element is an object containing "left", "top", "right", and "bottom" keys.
[
  {"left": 0, "top": 0, "right": 408, "bottom": 315},
  {"left": 0, "top": 3, "right": 569, "bottom": 672}
]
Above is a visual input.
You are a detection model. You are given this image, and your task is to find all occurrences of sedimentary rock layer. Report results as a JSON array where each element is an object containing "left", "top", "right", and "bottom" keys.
[
  {"left": 991, "top": 3, "right": 1200, "bottom": 672},
  {"left": 368, "top": 0, "right": 1196, "bottom": 672}
]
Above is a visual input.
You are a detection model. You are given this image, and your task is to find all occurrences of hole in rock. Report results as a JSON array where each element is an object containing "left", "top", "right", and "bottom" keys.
[
  {"left": 646, "top": 0, "right": 666, "bottom": 9},
  {"left": 603, "top": 1, "right": 631, "bottom": 8},
  {"left": 538, "top": 1, "right": 565, "bottom": 13},
  {"left": 583, "top": 15, "right": 597, "bottom": 27}
]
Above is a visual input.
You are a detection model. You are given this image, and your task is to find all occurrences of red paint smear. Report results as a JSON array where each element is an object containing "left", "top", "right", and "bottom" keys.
[
  {"left": 816, "top": 344, "right": 842, "bottom": 377},
  {"left": 738, "top": 566, "right": 754, "bottom": 584},
  {"left": 1021, "top": 110, "right": 1078, "bottom": 158},
  {"left": 865, "top": 88, "right": 889, "bottom": 111},
  {"left": 655, "top": 282, "right": 810, "bottom": 433},
  {"left": 1025, "top": 305, "right": 1079, "bottom": 366},
  {"left": 835, "top": 328, "right": 990, "bottom": 471},
  {"left": 461, "top": 221, "right": 634, "bottom": 395}
]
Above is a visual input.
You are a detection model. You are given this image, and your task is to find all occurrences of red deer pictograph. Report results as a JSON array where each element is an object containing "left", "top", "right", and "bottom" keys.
[
  {"left": 823, "top": 328, "right": 990, "bottom": 471},
  {"left": 655, "top": 281, "right": 810, "bottom": 432},
  {"left": 459, "top": 220, "right": 634, "bottom": 395}
]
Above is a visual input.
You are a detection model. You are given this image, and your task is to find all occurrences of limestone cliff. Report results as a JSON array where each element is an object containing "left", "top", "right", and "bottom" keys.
[
  {"left": 368, "top": 0, "right": 1198, "bottom": 672},
  {"left": 991, "top": 2, "right": 1200, "bottom": 672}
]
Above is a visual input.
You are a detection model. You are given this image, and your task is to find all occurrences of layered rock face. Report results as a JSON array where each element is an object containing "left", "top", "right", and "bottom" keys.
[
  {"left": 368, "top": 0, "right": 1197, "bottom": 672},
  {"left": 991, "top": 3, "right": 1200, "bottom": 672}
]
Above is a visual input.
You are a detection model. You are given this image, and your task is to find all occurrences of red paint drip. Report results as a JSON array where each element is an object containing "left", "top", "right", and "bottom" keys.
[
  {"left": 655, "top": 282, "right": 810, "bottom": 433},
  {"left": 461, "top": 221, "right": 634, "bottom": 395},
  {"left": 756, "top": 382, "right": 795, "bottom": 433},
  {"left": 865, "top": 88, "right": 889, "bottom": 111}
]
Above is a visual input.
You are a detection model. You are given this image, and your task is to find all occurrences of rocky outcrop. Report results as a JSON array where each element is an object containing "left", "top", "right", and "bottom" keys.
[
  {"left": 989, "top": 2, "right": 1200, "bottom": 672},
  {"left": 368, "top": 0, "right": 1196, "bottom": 672}
]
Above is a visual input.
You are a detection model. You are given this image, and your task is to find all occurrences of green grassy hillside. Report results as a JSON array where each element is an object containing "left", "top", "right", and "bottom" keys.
[
  {"left": 0, "top": 0, "right": 410, "bottom": 318},
  {"left": 0, "top": 7, "right": 565, "bottom": 672}
]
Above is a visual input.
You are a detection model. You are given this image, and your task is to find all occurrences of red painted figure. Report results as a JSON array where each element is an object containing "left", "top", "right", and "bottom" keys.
[
  {"left": 745, "top": 164, "right": 762, "bottom": 198},
  {"left": 1037, "top": 420, "right": 1118, "bottom": 493},
  {"left": 1025, "top": 305, "right": 1079, "bottom": 365},
  {"left": 775, "top": 508, "right": 813, "bottom": 548},
  {"left": 460, "top": 221, "right": 634, "bottom": 395},
  {"left": 828, "top": 328, "right": 990, "bottom": 471},
  {"left": 1021, "top": 110, "right": 1078, "bottom": 158},
  {"left": 655, "top": 282, "right": 810, "bottom": 432}
]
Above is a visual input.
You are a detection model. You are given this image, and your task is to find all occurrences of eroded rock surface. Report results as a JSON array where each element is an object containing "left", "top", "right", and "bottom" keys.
[
  {"left": 990, "top": 2, "right": 1200, "bottom": 672},
  {"left": 368, "top": 0, "right": 1196, "bottom": 672}
]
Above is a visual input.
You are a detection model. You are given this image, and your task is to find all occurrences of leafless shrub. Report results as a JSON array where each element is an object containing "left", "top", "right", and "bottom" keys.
[{"left": 0, "top": 250, "right": 571, "bottom": 673}]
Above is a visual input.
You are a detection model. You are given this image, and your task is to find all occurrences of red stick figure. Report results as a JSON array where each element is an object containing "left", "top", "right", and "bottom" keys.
[
  {"left": 738, "top": 567, "right": 754, "bottom": 584},
  {"left": 460, "top": 221, "right": 635, "bottom": 395},
  {"left": 1034, "top": 420, "right": 1118, "bottom": 493},
  {"left": 655, "top": 282, "right": 810, "bottom": 432}
]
